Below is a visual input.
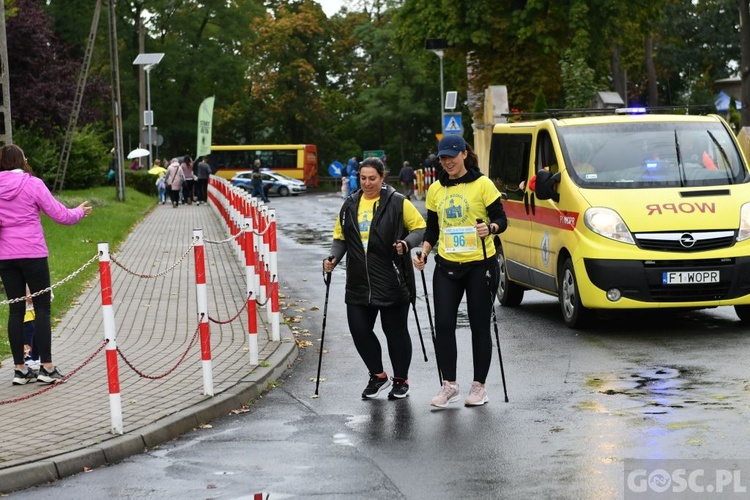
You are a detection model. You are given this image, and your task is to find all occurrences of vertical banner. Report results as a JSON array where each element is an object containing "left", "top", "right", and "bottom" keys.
[{"left": 196, "top": 96, "right": 215, "bottom": 158}]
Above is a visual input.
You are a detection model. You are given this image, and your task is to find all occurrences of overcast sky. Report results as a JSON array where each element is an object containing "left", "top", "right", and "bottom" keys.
[{"left": 314, "top": 0, "right": 346, "bottom": 17}]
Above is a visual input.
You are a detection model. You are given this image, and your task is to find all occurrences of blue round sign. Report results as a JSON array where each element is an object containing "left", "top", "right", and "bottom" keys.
[{"left": 329, "top": 161, "right": 344, "bottom": 178}]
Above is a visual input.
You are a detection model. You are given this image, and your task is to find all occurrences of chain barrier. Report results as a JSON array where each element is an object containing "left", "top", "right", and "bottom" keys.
[
  {"left": 0, "top": 339, "right": 108, "bottom": 405},
  {"left": 110, "top": 238, "right": 197, "bottom": 279},
  {"left": 204, "top": 227, "right": 245, "bottom": 244},
  {"left": 253, "top": 222, "right": 273, "bottom": 237},
  {"left": 0, "top": 253, "right": 99, "bottom": 306},
  {"left": 116, "top": 319, "right": 201, "bottom": 380},
  {"left": 253, "top": 274, "right": 276, "bottom": 307},
  {"left": 208, "top": 292, "right": 252, "bottom": 324}
]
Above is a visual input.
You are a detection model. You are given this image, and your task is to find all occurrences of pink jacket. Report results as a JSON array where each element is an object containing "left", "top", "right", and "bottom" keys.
[
  {"left": 0, "top": 170, "right": 84, "bottom": 260},
  {"left": 165, "top": 161, "right": 184, "bottom": 190}
]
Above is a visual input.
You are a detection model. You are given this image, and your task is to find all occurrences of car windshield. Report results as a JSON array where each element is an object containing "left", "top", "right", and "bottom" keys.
[
  {"left": 556, "top": 122, "right": 749, "bottom": 188},
  {"left": 271, "top": 172, "right": 295, "bottom": 181}
]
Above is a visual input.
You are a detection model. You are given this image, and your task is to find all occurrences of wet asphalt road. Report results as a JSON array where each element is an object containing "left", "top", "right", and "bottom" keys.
[{"left": 14, "top": 190, "right": 750, "bottom": 499}]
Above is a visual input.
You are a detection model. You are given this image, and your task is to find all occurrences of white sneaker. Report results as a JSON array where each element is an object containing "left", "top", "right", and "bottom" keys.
[
  {"left": 430, "top": 381, "right": 460, "bottom": 408},
  {"left": 464, "top": 381, "right": 489, "bottom": 406}
]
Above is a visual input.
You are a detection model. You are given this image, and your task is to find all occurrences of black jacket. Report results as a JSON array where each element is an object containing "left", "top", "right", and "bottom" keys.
[{"left": 337, "top": 185, "right": 422, "bottom": 307}]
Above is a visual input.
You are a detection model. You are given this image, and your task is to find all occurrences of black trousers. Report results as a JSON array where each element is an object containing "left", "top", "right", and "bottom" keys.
[
  {"left": 432, "top": 258, "right": 498, "bottom": 383},
  {"left": 196, "top": 178, "right": 209, "bottom": 202},
  {"left": 346, "top": 302, "right": 412, "bottom": 379},
  {"left": 0, "top": 258, "right": 53, "bottom": 365}
]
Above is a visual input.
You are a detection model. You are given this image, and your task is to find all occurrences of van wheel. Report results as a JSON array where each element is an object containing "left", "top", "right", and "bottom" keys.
[
  {"left": 497, "top": 244, "right": 524, "bottom": 306},
  {"left": 735, "top": 305, "right": 750, "bottom": 322},
  {"left": 278, "top": 186, "right": 290, "bottom": 197},
  {"left": 559, "top": 258, "right": 593, "bottom": 328}
]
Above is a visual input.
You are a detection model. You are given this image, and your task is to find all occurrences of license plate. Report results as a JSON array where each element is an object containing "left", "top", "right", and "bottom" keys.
[{"left": 662, "top": 270, "right": 720, "bottom": 285}]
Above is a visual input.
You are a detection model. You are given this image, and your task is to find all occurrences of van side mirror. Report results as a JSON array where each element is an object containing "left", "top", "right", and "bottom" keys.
[{"left": 534, "top": 169, "right": 561, "bottom": 202}]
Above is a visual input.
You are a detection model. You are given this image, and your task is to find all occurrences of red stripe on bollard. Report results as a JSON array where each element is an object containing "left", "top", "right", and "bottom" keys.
[
  {"left": 106, "top": 348, "right": 120, "bottom": 394},
  {"left": 99, "top": 260, "right": 113, "bottom": 306}
]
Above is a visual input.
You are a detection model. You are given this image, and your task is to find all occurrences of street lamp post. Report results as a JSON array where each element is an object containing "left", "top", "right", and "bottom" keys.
[
  {"left": 425, "top": 39, "right": 448, "bottom": 135},
  {"left": 133, "top": 52, "right": 164, "bottom": 163},
  {"left": 435, "top": 49, "right": 445, "bottom": 134}
]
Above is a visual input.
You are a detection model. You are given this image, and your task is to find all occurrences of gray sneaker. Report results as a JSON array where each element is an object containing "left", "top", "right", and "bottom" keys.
[
  {"left": 12, "top": 368, "right": 37, "bottom": 385},
  {"left": 464, "top": 381, "right": 489, "bottom": 406},
  {"left": 430, "top": 381, "right": 460, "bottom": 408},
  {"left": 37, "top": 366, "right": 64, "bottom": 384}
]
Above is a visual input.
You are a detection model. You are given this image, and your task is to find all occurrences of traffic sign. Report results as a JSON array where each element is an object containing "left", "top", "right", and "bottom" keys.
[
  {"left": 363, "top": 150, "right": 385, "bottom": 159},
  {"left": 443, "top": 113, "right": 463, "bottom": 135},
  {"left": 329, "top": 161, "right": 344, "bottom": 178}
]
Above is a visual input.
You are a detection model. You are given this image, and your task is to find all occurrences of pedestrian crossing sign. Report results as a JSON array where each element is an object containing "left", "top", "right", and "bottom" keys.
[{"left": 443, "top": 113, "right": 463, "bottom": 135}]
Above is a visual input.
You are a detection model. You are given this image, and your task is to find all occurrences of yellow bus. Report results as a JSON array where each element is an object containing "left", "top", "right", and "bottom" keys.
[{"left": 208, "top": 144, "right": 318, "bottom": 187}]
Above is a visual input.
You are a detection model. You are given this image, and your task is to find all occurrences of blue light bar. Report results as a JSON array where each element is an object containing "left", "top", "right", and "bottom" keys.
[{"left": 616, "top": 107, "right": 647, "bottom": 115}]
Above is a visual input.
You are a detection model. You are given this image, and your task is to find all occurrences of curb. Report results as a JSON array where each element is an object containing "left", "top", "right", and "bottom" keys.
[{"left": 0, "top": 340, "right": 299, "bottom": 494}]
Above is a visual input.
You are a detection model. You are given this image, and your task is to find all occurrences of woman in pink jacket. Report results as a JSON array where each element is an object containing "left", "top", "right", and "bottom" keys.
[
  {"left": 0, "top": 144, "right": 92, "bottom": 385},
  {"left": 165, "top": 158, "right": 184, "bottom": 208}
]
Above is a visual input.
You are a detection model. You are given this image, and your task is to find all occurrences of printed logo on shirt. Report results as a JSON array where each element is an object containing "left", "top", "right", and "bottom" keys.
[{"left": 441, "top": 193, "right": 470, "bottom": 225}]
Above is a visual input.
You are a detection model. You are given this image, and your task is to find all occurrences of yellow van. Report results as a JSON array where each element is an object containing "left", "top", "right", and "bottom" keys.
[{"left": 488, "top": 109, "right": 750, "bottom": 328}]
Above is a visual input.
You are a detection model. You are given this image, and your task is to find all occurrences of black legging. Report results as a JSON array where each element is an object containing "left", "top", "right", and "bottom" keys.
[
  {"left": 0, "top": 258, "right": 53, "bottom": 365},
  {"left": 432, "top": 259, "right": 498, "bottom": 383},
  {"left": 346, "top": 302, "right": 412, "bottom": 379}
]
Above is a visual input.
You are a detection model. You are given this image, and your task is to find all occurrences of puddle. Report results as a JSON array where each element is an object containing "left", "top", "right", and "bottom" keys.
[
  {"left": 583, "top": 365, "right": 737, "bottom": 416},
  {"left": 279, "top": 222, "right": 332, "bottom": 247}
]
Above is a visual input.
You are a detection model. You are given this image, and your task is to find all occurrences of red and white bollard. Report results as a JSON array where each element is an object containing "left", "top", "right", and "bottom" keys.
[
  {"left": 98, "top": 242, "right": 123, "bottom": 435},
  {"left": 193, "top": 229, "right": 214, "bottom": 396},
  {"left": 266, "top": 209, "right": 280, "bottom": 341},
  {"left": 244, "top": 217, "right": 259, "bottom": 365}
]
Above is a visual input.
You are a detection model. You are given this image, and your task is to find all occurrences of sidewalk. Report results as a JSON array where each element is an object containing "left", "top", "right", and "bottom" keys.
[{"left": 0, "top": 200, "right": 298, "bottom": 494}]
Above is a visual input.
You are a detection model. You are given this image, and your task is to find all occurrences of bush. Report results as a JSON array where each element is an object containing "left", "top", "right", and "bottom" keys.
[
  {"left": 10, "top": 125, "right": 59, "bottom": 180},
  {"left": 11, "top": 123, "right": 111, "bottom": 189},
  {"left": 125, "top": 170, "right": 158, "bottom": 196},
  {"left": 63, "top": 124, "right": 111, "bottom": 189}
]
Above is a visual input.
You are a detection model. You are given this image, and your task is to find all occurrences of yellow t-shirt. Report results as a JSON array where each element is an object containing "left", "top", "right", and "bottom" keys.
[
  {"left": 333, "top": 196, "right": 426, "bottom": 252},
  {"left": 425, "top": 176, "right": 501, "bottom": 262}
]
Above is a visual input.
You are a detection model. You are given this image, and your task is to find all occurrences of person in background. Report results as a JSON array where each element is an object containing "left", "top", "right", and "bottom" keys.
[
  {"left": 165, "top": 158, "right": 184, "bottom": 208},
  {"left": 194, "top": 156, "right": 212, "bottom": 205},
  {"left": 0, "top": 144, "right": 93, "bottom": 385},
  {"left": 180, "top": 155, "right": 195, "bottom": 204},
  {"left": 412, "top": 135, "right": 507, "bottom": 409},
  {"left": 399, "top": 161, "right": 415, "bottom": 200},
  {"left": 251, "top": 159, "right": 269, "bottom": 203},
  {"left": 323, "top": 157, "right": 426, "bottom": 400},
  {"left": 345, "top": 156, "right": 358, "bottom": 197},
  {"left": 155, "top": 171, "right": 167, "bottom": 205}
]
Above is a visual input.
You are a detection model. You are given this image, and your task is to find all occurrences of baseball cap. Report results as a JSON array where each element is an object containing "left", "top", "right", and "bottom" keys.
[{"left": 437, "top": 135, "right": 466, "bottom": 157}]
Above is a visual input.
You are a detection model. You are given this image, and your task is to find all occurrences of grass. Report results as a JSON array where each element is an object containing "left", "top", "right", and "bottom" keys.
[{"left": 0, "top": 186, "right": 156, "bottom": 362}]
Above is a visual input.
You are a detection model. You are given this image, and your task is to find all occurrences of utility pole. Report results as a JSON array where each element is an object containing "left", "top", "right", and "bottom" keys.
[
  {"left": 108, "top": 0, "right": 126, "bottom": 201},
  {"left": 0, "top": 4, "right": 13, "bottom": 145}
]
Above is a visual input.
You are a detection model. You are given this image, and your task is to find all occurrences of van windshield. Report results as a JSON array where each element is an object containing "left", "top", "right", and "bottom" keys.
[{"left": 556, "top": 122, "right": 748, "bottom": 188}]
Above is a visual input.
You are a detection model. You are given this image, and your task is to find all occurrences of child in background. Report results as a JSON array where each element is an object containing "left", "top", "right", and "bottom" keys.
[{"left": 23, "top": 286, "right": 39, "bottom": 372}]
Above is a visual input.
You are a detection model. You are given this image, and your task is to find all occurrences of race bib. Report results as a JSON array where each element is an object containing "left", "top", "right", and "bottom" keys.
[{"left": 443, "top": 226, "right": 477, "bottom": 253}]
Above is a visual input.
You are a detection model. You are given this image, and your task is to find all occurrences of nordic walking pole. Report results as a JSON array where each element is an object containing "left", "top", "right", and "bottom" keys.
[
  {"left": 477, "top": 219, "right": 509, "bottom": 402},
  {"left": 416, "top": 250, "right": 442, "bottom": 385},
  {"left": 399, "top": 241, "right": 428, "bottom": 363},
  {"left": 313, "top": 256, "right": 334, "bottom": 397},
  {"left": 411, "top": 299, "right": 428, "bottom": 362}
]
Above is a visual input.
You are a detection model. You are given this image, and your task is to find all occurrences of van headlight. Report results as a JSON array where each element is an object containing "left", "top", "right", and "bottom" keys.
[
  {"left": 584, "top": 207, "right": 635, "bottom": 245},
  {"left": 739, "top": 203, "right": 750, "bottom": 242}
]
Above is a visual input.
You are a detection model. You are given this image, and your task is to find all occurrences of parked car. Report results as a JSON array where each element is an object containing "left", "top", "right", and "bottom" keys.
[{"left": 230, "top": 170, "right": 307, "bottom": 197}]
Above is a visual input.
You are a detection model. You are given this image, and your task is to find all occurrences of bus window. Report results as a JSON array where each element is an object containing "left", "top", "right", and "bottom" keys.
[{"left": 208, "top": 144, "right": 318, "bottom": 187}]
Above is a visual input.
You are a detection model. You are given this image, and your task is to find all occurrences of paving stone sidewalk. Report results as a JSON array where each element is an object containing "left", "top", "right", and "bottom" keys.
[{"left": 0, "top": 200, "right": 297, "bottom": 493}]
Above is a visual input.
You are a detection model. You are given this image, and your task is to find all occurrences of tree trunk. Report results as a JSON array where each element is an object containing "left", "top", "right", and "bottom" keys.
[
  {"left": 610, "top": 40, "right": 626, "bottom": 104},
  {"left": 740, "top": 0, "right": 750, "bottom": 126},
  {"left": 645, "top": 35, "right": 658, "bottom": 107}
]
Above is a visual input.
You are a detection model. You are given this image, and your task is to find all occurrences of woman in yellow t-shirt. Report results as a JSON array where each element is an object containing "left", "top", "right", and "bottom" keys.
[
  {"left": 413, "top": 135, "right": 507, "bottom": 409},
  {"left": 323, "top": 157, "right": 425, "bottom": 400}
]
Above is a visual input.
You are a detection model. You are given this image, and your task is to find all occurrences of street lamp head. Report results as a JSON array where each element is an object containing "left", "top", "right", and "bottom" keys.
[{"left": 133, "top": 53, "right": 165, "bottom": 66}]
